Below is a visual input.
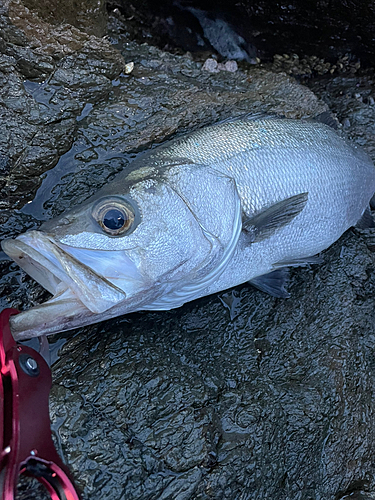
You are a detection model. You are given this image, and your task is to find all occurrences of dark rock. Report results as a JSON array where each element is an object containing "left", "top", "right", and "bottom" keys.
[
  {"left": 22, "top": 0, "right": 108, "bottom": 37},
  {"left": 340, "top": 493, "right": 375, "bottom": 500},
  {"left": 0, "top": 0, "right": 125, "bottom": 209},
  {"left": 108, "top": 0, "right": 375, "bottom": 67},
  {"left": 0, "top": 155, "right": 11, "bottom": 175},
  {"left": 1, "top": 4, "right": 375, "bottom": 500},
  {"left": 308, "top": 76, "right": 375, "bottom": 157}
]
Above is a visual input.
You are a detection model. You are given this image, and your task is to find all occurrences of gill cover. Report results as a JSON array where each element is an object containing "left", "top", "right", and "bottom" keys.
[{"left": 146, "top": 163, "right": 243, "bottom": 308}]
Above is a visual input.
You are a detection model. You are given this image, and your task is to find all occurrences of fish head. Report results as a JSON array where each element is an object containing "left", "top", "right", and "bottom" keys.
[{"left": 2, "top": 163, "right": 242, "bottom": 339}]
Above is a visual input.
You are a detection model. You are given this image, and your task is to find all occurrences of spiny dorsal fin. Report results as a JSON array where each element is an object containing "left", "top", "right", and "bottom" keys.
[
  {"left": 243, "top": 192, "right": 308, "bottom": 243},
  {"left": 215, "top": 112, "right": 284, "bottom": 126},
  {"left": 249, "top": 268, "right": 290, "bottom": 298},
  {"left": 313, "top": 112, "right": 339, "bottom": 130}
]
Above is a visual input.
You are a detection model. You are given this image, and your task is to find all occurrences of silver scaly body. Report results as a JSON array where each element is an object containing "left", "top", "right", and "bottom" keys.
[{"left": 2, "top": 116, "right": 375, "bottom": 338}]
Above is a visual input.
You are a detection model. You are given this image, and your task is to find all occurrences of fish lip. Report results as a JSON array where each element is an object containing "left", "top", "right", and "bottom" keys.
[
  {"left": 2, "top": 233, "right": 65, "bottom": 296},
  {"left": 1, "top": 231, "right": 127, "bottom": 316}
]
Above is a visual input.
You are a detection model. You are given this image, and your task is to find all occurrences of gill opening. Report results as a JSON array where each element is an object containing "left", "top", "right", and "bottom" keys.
[{"left": 145, "top": 191, "right": 243, "bottom": 309}]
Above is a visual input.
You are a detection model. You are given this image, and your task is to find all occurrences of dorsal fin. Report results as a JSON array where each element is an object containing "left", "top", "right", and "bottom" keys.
[
  {"left": 215, "top": 112, "right": 284, "bottom": 126},
  {"left": 313, "top": 112, "right": 339, "bottom": 130}
]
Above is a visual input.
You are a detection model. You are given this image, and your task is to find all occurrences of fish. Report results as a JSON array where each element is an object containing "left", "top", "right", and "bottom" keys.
[{"left": 2, "top": 113, "right": 375, "bottom": 340}]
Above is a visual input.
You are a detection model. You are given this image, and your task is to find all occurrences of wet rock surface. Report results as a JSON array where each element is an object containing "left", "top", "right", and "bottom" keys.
[
  {"left": 49, "top": 230, "right": 375, "bottom": 500},
  {"left": 22, "top": 0, "right": 108, "bottom": 37},
  {"left": 1, "top": 5, "right": 375, "bottom": 500},
  {"left": 308, "top": 75, "right": 375, "bottom": 155},
  {"left": 0, "top": 0, "right": 125, "bottom": 209}
]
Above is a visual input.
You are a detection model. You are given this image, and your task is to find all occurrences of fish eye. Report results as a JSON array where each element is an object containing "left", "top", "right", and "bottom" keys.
[{"left": 93, "top": 199, "right": 135, "bottom": 236}]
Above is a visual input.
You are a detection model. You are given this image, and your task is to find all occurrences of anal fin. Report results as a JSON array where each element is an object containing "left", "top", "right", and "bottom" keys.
[{"left": 249, "top": 254, "right": 322, "bottom": 298}]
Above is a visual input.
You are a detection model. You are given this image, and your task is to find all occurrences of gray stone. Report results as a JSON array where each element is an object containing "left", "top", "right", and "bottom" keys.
[
  {"left": 0, "top": 0, "right": 125, "bottom": 209},
  {"left": 1, "top": 5, "right": 375, "bottom": 500}
]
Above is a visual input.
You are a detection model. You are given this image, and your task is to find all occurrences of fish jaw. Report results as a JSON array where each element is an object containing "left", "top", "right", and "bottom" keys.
[
  {"left": 8, "top": 289, "right": 98, "bottom": 340},
  {"left": 1, "top": 231, "right": 139, "bottom": 339}
]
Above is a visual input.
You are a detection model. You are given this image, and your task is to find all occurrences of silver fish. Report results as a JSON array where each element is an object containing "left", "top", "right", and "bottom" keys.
[{"left": 2, "top": 115, "right": 375, "bottom": 339}]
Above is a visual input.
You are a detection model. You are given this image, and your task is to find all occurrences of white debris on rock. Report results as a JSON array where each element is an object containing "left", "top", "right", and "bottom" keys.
[
  {"left": 202, "top": 58, "right": 219, "bottom": 73},
  {"left": 124, "top": 62, "right": 134, "bottom": 74},
  {"left": 202, "top": 58, "right": 238, "bottom": 73},
  {"left": 221, "top": 60, "right": 238, "bottom": 72}
]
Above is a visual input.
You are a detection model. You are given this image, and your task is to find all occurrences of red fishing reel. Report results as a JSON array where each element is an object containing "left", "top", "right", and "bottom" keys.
[{"left": 0, "top": 308, "right": 80, "bottom": 500}]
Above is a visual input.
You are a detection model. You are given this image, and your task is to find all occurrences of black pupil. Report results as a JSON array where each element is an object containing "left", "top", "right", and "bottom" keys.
[{"left": 103, "top": 209, "right": 126, "bottom": 230}]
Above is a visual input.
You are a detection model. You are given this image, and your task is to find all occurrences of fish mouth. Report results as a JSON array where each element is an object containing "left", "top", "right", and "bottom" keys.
[{"left": 1, "top": 231, "right": 131, "bottom": 339}]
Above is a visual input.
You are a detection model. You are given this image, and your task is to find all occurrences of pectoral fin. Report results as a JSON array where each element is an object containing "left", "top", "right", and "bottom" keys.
[
  {"left": 243, "top": 193, "right": 308, "bottom": 243},
  {"left": 249, "top": 268, "right": 290, "bottom": 298}
]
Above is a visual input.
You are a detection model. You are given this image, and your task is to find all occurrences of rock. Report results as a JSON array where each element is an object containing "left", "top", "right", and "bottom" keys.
[
  {"left": 2, "top": 5, "right": 375, "bottom": 500},
  {"left": 223, "top": 60, "right": 238, "bottom": 72},
  {"left": 22, "top": 0, "right": 108, "bottom": 37},
  {"left": 308, "top": 75, "right": 375, "bottom": 158},
  {"left": 202, "top": 57, "right": 219, "bottom": 73},
  {"left": 124, "top": 61, "right": 134, "bottom": 74},
  {"left": 202, "top": 58, "right": 238, "bottom": 73},
  {"left": 0, "top": 0, "right": 125, "bottom": 209},
  {"left": 108, "top": 0, "right": 375, "bottom": 68},
  {"left": 45, "top": 231, "right": 375, "bottom": 500}
]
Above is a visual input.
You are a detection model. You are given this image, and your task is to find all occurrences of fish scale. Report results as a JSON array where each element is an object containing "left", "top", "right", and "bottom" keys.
[
  {"left": 132, "top": 118, "right": 371, "bottom": 219},
  {"left": 2, "top": 116, "right": 375, "bottom": 338}
]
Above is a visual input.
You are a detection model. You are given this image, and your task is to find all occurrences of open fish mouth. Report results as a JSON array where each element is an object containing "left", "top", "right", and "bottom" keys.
[{"left": 1, "top": 231, "right": 130, "bottom": 339}]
